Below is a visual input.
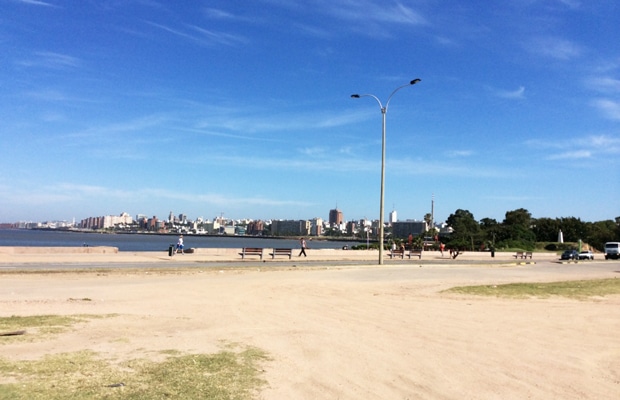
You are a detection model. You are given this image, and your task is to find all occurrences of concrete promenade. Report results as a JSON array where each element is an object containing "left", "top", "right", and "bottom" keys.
[{"left": 0, "top": 246, "right": 564, "bottom": 266}]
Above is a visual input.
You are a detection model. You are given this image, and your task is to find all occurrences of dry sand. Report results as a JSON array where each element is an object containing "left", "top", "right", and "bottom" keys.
[{"left": 1, "top": 250, "right": 619, "bottom": 399}]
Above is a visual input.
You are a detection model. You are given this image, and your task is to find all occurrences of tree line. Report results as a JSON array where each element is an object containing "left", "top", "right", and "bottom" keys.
[{"left": 442, "top": 208, "right": 620, "bottom": 252}]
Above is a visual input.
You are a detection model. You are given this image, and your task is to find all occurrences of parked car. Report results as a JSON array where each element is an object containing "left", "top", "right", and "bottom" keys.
[
  {"left": 560, "top": 250, "right": 578, "bottom": 260},
  {"left": 578, "top": 250, "right": 594, "bottom": 260}
]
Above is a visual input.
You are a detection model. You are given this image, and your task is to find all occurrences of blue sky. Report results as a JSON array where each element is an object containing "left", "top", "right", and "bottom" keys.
[{"left": 1, "top": 0, "right": 619, "bottom": 224}]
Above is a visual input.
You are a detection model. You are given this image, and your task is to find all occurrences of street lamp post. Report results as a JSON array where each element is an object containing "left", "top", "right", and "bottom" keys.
[{"left": 351, "top": 78, "right": 421, "bottom": 265}]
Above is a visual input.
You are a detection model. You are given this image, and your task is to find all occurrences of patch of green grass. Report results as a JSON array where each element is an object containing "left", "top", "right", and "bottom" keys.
[
  {"left": 0, "top": 314, "right": 118, "bottom": 343},
  {"left": 443, "top": 278, "right": 620, "bottom": 299},
  {"left": 0, "top": 346, "right": 270, "bottom": 400}
]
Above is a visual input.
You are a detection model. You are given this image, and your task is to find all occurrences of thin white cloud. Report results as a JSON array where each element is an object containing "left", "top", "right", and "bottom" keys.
[
  {"left": 203, "top": 8, "right": 237, "bottom": 20},
  {"left": 16, "top": 0, "right": 55, "bottom": 6},
  {"left": 529, "top": 133, "right": 620, "bottom": 160},
  {"left": 195, "top": 108, "right": 368, "bottom": 134},
  {"left": 189, "top": 24, "right": 248, "bottom": 46},
  {"left": 591, "top": 99, "right": 620, "bottom": 120},
  {"left": 528, "top": 134, "right": 620, "bottom": 152},
  {"left": 585, "top": 76, "right": 620, "bottom": 93},
  {"left": 546, "top": 150, "right": 592, "bottom": 160},
  {"left": 325, "top": 0, "right": 427, "bottom": 26},
  {"left": 496, "top": 86, "right": 525, "bottom": 99},
  {"left": 557, "top": 0, "right": 580, "bottom": 9},
  {"left": 483, "top": 195, "right": 545, "bottom": 202},
  {"left": 0, "top": 183, "right": 313, "bottom": 209},
  {"left": 581, "top": 134, "right": 620, "bottom": 150},
  {"left": 445, "top": 150, "right": 474, "bottom": 157},
  {"left": 64, "top": 114, "right": 171, "bottom": 140},
  {"left": 17, "top": 51, "right": 80, "bottom": 69},
  {"left": 526, "top": 36, "right": 582, "bottom": 60},
  {"left": 140, "top": 188, "right": 313, "bottom": 207},
  {"left": 146, "top": 21, "right": 246, "bottom": 47},
  {"left": 23, "top": 89, "right": 96, "bottom": 103}
]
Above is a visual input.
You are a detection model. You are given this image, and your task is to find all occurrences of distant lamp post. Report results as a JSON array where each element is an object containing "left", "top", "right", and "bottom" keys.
[{"left": 351, "top": 78, "right": 421, "bottom": 265}]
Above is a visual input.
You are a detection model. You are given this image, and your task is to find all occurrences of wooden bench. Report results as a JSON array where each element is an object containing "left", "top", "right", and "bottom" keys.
[
  {"left": 269, "top": 248, "right": 293, "bottom": 259},
  {"left": 239, "top": 247, "right": 264, "bottom": 260},
  {"left": 408, "top": 250, "right": 422, "bottom": 259},
  {"left": 513, "top": 251, "right": 524, "bottom": 259},
  {"left": 389, "top": 249, "right": 405, "bottom": 259},
  {"left": 524, "top": 251, "right": 533, "bottom": 259}
]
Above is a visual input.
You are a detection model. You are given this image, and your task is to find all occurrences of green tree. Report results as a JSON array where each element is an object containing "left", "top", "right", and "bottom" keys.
[
  {"left": 586, "top": 220, "right": 618, "bottom": 250},
  {"left": 558, "top": 217, "right": 587, "bottom": 242},
  {"left": 532, "top": 217, "right": 560, "bottom": 242},
  {"left": 445, "top": 209, "right": 480, "bottom": 250},
  {"left": 479, "top": 217, "right": 500, "bottom": 248},
  {"left": 500, "top": 208, "right": 535, "bottom": 249},
  {"left": 503, "top": 208, "right": 532, "bottom": 228}
]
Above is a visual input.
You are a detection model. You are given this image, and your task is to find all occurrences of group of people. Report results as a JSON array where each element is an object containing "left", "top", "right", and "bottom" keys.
[
  {"left": 174, "top": 235, "right": 309, "bottom": 257},
  {"left": 175, "top": 236, "right": 453, "bottom": 259}
]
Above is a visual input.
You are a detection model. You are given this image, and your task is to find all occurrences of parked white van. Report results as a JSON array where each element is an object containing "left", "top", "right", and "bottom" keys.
[{"left": 604, "top": 242, "right": 620, "bottom": 260}]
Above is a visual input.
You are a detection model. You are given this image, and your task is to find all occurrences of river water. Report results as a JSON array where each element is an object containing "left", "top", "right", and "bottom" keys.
[{"left": 0, "top": 229, "right": 363, "bottom": 252}]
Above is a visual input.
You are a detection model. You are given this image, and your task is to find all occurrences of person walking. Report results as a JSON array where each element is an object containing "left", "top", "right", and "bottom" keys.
[
  {"left": 176, "top": 235, "right": 184, "bottom": 254},
  {"left": 298, "top": 237, "right": 307, "bottom": 257}
]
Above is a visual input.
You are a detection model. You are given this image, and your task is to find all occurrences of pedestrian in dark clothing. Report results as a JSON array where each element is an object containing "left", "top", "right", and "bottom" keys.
[{"left": 299, "top": 238, "right": 307, "bottom": 257}]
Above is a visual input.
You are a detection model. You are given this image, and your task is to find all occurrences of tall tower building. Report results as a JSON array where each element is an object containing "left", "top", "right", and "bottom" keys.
[
  {"left": 329, "top": 208, "right": 343, "bottom": 227},
  {"left": 389, "top": 209, "right": 398, "bottom": 224}
]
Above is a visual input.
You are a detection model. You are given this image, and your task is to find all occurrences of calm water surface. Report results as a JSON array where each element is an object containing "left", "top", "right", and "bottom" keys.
[{"left": 0, "top": 229, "right": 363, "bottom": 252}]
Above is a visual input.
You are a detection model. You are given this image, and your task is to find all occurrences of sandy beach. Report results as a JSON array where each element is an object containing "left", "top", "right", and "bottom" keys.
[{"left": 1, "top": 248, "right": 619, "bottom": 399}]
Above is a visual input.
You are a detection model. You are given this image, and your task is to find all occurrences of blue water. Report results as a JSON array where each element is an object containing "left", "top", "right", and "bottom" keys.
[{"left": 0, "top": 229, "right": 363, "bottom": 252}]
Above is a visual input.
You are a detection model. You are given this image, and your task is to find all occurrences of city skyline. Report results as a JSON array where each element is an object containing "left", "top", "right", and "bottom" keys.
[{"left": 1, "top": 1, "right": 619, "bottom": 224}]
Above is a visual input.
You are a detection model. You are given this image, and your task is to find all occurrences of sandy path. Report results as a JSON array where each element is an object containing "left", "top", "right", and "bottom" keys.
[{"left": 2, "top": 262, "right": 619, "bottom": 399}]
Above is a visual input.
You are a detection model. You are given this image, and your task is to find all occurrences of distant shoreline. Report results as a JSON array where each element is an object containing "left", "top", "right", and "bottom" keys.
[{"left": 21, "top": 227, "right": 367, "bottom": 243}]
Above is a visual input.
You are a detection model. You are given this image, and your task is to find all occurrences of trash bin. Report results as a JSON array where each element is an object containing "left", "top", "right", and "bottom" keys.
[
  {"left": 491, "top": 249, "right": 495, "bottom": 258},
  {"left": 169, "top": 244, "right": 175, "bottom": 257}
]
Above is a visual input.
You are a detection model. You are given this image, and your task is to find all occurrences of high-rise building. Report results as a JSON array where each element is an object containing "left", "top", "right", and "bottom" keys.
[
  {"left": 329, "top": 208, "right": 343, "bottom": 227},
  {"left": 312, "top": 218, "right": 323, "bottom": 236},
  {"left": 389, "top": 209, "right": 398, "bottom": 224}
]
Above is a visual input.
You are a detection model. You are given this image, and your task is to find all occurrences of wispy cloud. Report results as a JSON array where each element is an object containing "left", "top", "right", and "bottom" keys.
[
  {"left": 526, "top": 36, "right": 582, "bottom": 60},
  {"left": 585, "top": 76, "right": 620, "bottom": 93},
  {"left": 445, "top": 150, "right": 474, "bottom": 157},
  {"left": 0, "top": 183, "right": 313, "bottom": 210},
  {"left": 547, "top": 150, "right": 592, "bottom": 160},
  {"left": 146, "top": 21, "right": 246, "bottom": 47},
  {"left": 142, "top": 188, "right": 314, "bottom": 208},
  {"left": 195, "top": 108, "right": 368, "bottom": 135},
  {"left": 528, "top": 134, "right": 620, "bottom": 159},
  {"left": 557, "top": 0, "right": 581, "bottom": 10},
  {"left": 189, "top": 24, "right": 248, "bottom": 46},
  {"left": 60, "top": 114, "right": 172, "bottom": 142},
  {"left": 591, "top": 99, "right": 620, "bottom": 120},
  {"left": 496, "top": 86, "right": 525, "bottom": 99},
  {"left": 16, "top": 0, "right": 55, "bottom": 7},
  {"left": 17, "top": 51, "right": 80, "bottom": 69},
  {"left": 23, "top": 88, "right": 96, "bottom": 103},
  {"left": 325, "top": 0, "right": 427, "bottom": 26},
  {"left": 203, "top": 8, "right": 237, "bottom": 20},
  {"left": 482, "top": 195, "right": 545, "bottom": 202}
]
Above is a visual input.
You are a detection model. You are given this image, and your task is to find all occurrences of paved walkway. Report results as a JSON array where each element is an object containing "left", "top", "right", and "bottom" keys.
[{"left": 0, "top": 246, "right": 571, "bottom": 267}]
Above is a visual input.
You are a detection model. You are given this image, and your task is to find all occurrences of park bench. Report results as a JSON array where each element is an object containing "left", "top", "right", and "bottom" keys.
[
  {"left": 524, "top": 251, "right": 533, "bottom": 259},
  {"left": 389, "top": 249, "right": 405, "bottom": 259},
  {"left": 239, "top": 247, "right": 264, "bottom": 260},
  {"left": 513, "top": 251, "right": 524, "bottom": 259},
  {"left": 408, "top": 249, "right": 422, "bottom": 259},
  {"left": 269, "top": 248, "right": 293, "bottom": 259}
]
